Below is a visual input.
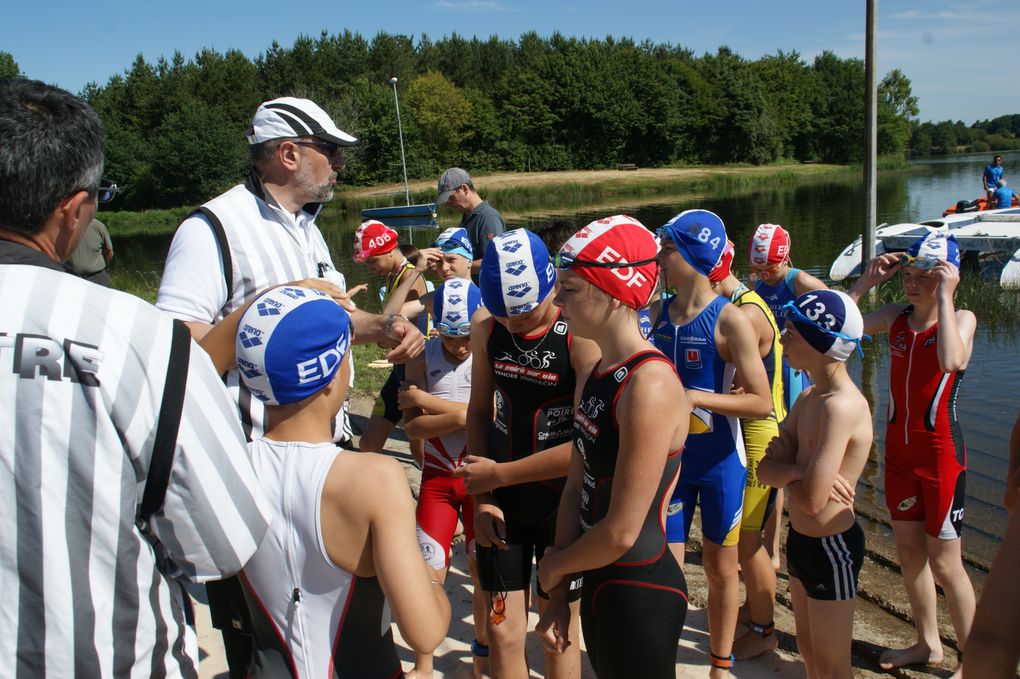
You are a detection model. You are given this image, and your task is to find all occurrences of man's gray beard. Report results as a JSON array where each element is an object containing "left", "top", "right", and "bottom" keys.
[
  {"left": 296, "top": 164, "right": 335, "bottom": 203},
  {"left": 309, "top": 183, "right": 334, "bottom": 203}
]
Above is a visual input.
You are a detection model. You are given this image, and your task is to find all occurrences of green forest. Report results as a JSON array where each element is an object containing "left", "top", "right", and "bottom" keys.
[{"left": 1, "top": 32, "right": 1017, "bottom": 211}]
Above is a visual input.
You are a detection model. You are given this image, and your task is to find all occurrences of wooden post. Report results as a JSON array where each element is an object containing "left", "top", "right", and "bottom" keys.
[{"left": 863, "top": 0, "right": 878, "bottom": 301}]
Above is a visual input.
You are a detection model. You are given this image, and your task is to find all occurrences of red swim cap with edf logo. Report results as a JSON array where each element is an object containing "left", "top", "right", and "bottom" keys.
[{"left": 557, "top": 215, "right": 659, "bottom": 309}]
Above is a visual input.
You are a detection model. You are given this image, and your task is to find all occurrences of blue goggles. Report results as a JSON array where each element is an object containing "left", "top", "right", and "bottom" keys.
[
  {"left": 899, "top": 253, "right": 942, "bottom": 271},
  {"left": 779, "top": 301, "right": 870, "bottom": 358},
  {"left": 437, "top": 319, "right": 472, "bottom": 337}
]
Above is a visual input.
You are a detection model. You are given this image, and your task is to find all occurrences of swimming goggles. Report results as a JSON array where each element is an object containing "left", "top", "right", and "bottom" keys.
[
  {"left": 552, "top": 252, "right": 659, "bottom": 270},
  {"left": 437, "top": 319, "right": 472, "bottom": 337},
  {"left": 779, "top": 301, "right": 870, "bottom": 358},
  {"left": 898, "top": 253, "right": 942, "bottom": 270},
  {"left": 436, "top": 238, "right": 470, "bottom": 253}
]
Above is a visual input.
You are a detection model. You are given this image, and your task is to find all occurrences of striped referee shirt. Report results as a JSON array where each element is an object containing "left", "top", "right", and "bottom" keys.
[
  {"left": 0, "top": 247, "right": 271, "bottom": 678},
  {"left": 156, "top": 173, "right": 349, "bottom": 440}
]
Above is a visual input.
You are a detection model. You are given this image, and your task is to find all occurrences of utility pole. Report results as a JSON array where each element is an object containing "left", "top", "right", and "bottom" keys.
[
  {"left": 863, "top": 0, "right": 878, "bottom": 292},
  {"left": 389, "top": 76, "right": 411, "bottom": 206}
]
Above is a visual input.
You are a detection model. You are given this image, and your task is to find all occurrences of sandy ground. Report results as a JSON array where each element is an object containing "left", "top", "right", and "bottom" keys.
[
  {"left": 194, "top": 396, "right": 951, "bottom": 678},
  {"left": 342, "top": 164, "right": 844, "bottom": 200}
]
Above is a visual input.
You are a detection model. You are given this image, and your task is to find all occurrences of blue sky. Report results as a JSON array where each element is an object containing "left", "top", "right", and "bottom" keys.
[{"left": 2, "top": 0, "right": 1014, "bottom": 123}]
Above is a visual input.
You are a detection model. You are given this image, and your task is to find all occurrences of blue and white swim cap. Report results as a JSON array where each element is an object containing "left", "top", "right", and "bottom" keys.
[
  {"left": 236, "top": 286, "right": 352, "bottom": 405},
  {"left": 657, "top": 209, "right": 728, "bottom": 277},
  {"left": 905, "top": 232, "right": 961, "bottom": 270},
  {"left": 433, "top": 227, "right": 473, "bottom": 260},
  {"left": 433, "top": 277, "right": 483, "bottom": 336},
  {"left": 781, "top": 289, "right": 866, "bottom": 362},
  {"left": 480, "top": 228, "right": 557, "bottom": 317}
]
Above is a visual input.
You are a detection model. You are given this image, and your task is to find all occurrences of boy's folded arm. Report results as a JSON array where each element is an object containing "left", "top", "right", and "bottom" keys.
[
  {"left": 793, "top": 403, "right": 853, "bottom": 516},
  {"left": 756, "top": 457, "right": 804, "bottom": 488}
]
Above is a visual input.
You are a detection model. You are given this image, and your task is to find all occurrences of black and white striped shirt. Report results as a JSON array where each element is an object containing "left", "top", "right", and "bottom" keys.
[
  {"left": 0, "top": 254, "right": 271, "bottom": 677},
  {"left": 156, "top": 175, "right": 350, "bottom": 441}
]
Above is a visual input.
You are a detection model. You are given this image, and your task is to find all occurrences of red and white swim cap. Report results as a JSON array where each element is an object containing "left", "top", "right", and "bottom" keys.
[
  {"left": 353, "top": 220, "right": 398, "bottom": 262},
  {"left": 749, "top": 223, "right": 791, "bottom": 268},
  {"left": 709, "top": 240, "right": 735, "bottom": 284},
  {"left": 557, "top": 215, "right": 659, "bottom": 309}
]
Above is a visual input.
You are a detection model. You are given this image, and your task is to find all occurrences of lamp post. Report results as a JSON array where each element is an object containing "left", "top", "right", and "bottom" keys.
[{"left": 389, "top": 76, "right": 411, "bottom": 206}]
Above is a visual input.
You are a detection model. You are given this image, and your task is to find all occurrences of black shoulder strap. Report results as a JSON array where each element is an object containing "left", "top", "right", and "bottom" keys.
[
  {"left": 140, "top": 320, "right": 192, "bottom": 522},
  {"left": 191, "top": 206, "right": 233, "bottom": 297}
]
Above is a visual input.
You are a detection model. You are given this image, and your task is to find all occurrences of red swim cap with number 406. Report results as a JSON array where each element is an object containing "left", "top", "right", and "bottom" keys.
[{"left": 353, "top": 220, "right": 398, "bottom": 262}]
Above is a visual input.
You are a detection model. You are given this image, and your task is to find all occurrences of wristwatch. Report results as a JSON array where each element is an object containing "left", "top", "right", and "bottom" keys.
[{"left": 384, "top": 313, "right": 409, "bottom": 340}]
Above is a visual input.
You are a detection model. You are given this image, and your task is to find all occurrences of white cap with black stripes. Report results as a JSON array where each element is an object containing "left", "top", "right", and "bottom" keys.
[{"left": 247, "top": 96, "right": 358, "bottom": 146}]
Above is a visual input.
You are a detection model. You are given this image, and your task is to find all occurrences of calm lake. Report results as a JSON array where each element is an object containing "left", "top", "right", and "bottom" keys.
[{"left": 112, "top": 150, "right": 1020, "bottom": 566}]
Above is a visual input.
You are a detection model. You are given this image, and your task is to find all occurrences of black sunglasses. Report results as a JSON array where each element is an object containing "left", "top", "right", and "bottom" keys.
[
  {"left": 294, "top": 139, "right": 343, "bottom": 159},
  {"left": 552, "top": 252, "right": 659, "bottom": 270},
  {"left": 96, "top": 178, "right": 119, "bottom": 204}
]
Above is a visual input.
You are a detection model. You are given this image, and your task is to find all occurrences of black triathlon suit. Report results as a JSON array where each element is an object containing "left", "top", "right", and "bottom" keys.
[
  {"left": 477, "top": 311, "right": 581, "bottom": 600},
  {"left": 574, "top": 351, "right": 688, "bottom": 679}
]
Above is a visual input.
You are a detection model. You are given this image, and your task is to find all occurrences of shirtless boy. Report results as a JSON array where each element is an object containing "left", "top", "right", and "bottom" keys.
[{"left": 757, "top": 289, "right": 872, "bottom": 679}]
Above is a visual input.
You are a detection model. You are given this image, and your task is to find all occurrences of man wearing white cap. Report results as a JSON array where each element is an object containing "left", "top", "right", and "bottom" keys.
[
  {"left": 436, "top": 167, "right": 505, "bottom": 280},
  {"left": 156, "top": 96, "right": 426, "bottom": 675}
]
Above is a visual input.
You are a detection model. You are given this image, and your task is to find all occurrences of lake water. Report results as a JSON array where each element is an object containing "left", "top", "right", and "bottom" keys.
[{"left": 113, "top": 150, "right": 1020, "bottom": 566}]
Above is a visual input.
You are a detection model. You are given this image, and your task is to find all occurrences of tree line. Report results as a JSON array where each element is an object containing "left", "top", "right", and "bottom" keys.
[
  {"left": 1, "top": 33, "right": 1010, "bottom": 211},
  {"left": 910, "top": 115, "right": 1020, "bottom": 156}
]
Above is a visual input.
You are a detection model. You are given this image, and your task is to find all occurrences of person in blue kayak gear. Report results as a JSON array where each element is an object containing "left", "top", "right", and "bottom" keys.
[
  {"left": 993, "top": 179, "right": 1017, "bottom": 209},
  {"left": 983, "top": 155, "right": 1004, "bottom": 203}
]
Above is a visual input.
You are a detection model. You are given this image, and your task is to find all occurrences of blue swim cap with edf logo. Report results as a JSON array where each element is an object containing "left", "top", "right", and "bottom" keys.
[
  {"left": 479, "top": 228, "right": 556, "bottom": 317},
  {"left": 236, "top": 287, "right": 352, "bottom": 405}
]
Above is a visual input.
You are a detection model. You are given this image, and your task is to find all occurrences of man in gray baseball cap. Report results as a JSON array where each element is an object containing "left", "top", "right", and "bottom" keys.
[{"left": 436, "top": 167, "right": 505, "bottom": 279}]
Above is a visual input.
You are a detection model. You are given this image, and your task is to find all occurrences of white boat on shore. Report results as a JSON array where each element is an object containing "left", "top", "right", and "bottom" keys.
[{"left": 830, "top": 207, "right": 1020, "bottom": 288}]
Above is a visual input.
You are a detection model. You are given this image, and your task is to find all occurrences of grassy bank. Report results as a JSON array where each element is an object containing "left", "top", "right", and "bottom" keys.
[{"left": 99, "top": 161, "right": 909, "bottom": 237}]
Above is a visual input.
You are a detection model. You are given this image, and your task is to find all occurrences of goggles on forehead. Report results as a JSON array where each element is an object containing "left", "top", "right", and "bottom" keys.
[
  {"left": 437, "top": 319, "right": 472, "bottom": 337},
  {"left": 899, "top": 253, "right": 942, "bottom": 270},
  {"left": 552, "top": 252, "right": 659, "bottom": 271},
  {"left": 436, "top": 239, "right": 469, "bottom": 253},
  {"left": 779, "top": 301, "right": 869, "bottom": 358}
]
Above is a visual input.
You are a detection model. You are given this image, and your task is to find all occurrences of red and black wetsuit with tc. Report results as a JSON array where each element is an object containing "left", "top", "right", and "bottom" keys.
[
  {"left": 574, "top": 350, "right": 688, "bottom": 679},
  {"left": 885, "top": 306, "right": 968, "bottom": 539},
  {"left": 477, "top": 311, "right": 581, "bottom": 599}
]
